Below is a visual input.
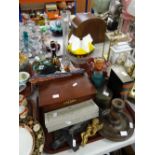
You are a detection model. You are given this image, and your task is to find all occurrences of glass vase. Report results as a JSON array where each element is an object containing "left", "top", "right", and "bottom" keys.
[{"left": 60, "top": 10, "right": 71, "bottom": 67}]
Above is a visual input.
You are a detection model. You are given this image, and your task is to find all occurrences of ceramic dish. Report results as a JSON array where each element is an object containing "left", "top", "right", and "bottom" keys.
[
  {"left": 19, "top": 72, "right": 30, "bottom": 84},
  {"left": 19, "top": 125, "right": 35, "bottom": 155},
  {"left": 20, "top": 116, "right": 45, "bottom": 155}
]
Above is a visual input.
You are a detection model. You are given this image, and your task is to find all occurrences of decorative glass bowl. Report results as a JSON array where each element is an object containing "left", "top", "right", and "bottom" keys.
[{"left": 67, "top": 43, "right": 95, "bottom": 65}]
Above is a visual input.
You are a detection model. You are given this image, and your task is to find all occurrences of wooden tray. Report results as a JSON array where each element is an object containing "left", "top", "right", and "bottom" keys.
[{"left": 42, "top": 102, "right": 134, "bottom": 154}]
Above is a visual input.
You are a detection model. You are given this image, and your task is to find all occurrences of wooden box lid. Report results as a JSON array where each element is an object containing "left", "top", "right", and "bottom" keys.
[{"left": 38, "top": 74, "right": 97, "bottom": 112}]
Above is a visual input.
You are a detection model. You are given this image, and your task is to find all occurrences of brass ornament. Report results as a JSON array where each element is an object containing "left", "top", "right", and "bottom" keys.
[{"left": 81, "top": 118, "right": 104, "bottom": 146}]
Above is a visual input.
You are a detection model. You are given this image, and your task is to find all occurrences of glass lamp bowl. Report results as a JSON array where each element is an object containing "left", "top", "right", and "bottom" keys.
[{"left": 67, "top": 43, "right": 95, "bottom": 65}]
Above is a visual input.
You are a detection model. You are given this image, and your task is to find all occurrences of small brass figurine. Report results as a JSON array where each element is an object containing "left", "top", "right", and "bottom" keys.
[{"left": 81, "top": 118, "right": 104, "bottom": 146}]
